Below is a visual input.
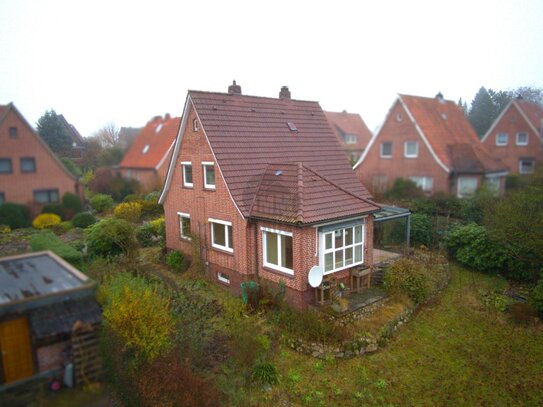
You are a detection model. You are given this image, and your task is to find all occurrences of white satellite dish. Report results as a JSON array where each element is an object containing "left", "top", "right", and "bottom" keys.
[{"left": 308, "top": 265, "right": 324, "bottom": 288}]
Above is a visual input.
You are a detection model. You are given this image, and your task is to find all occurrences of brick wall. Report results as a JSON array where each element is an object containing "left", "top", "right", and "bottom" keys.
[
  {"left": 0, "top": 109, "right": 79, "bottom": 212},
  {"left": 119, "top": 168, "right": 162, "bottom": 193}
]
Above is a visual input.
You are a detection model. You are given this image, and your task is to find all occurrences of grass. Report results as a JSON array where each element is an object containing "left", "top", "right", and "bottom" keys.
[{"left": 266, "top": 266, "right": 543, "bottom": 406}]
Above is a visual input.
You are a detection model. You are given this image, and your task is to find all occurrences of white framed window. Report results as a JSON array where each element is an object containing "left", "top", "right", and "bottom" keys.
[
  {"left": 516, "top": 132, "right": 529, "bottom": 146},
  {"left": 457, "top": 177, "right": 478, "bottom": 198},
  {"left": 202, "top": 162, "right": 216, "bottom": 189},
  {"left": 404, "top": 141, "right": 419, "bottom": 158},
  {"left": 177, "top": 212, "right": 191, "bottom": 240},
  {"left": 181, "top": 162, "right": 193, "bottom": 187},
  {"left": 217, "top": 272, "right": 230, "bottom": 284},
  {"left": 262, "top": 227, "right": 294, "bottom": 275},
  {"left": 344, "top": 134, "right": 357, "bottom": 144},
  {"left": 209, "top": 218, "right": 233, "bottom": 252},
  {"left": 496, "top": 133, "right": 508, "bottom": 146},
  {"left": 409, "top": 176, "right": 434, "bottom": 192},
  {"left": 396, "top": 112, "right": 403, "bottom": 122},
  {"left": 519, "top": 159, "right": 535, "bottom": 174},
  {"left": 193, "top": 118, "right": 199, "bottom": 131},
  {"left": 142, "top": 144, "right": 150, "bottom": 154},
  {"left": 485, "top": 176, "right": 500, "bottom": 192},
  {"left": 321, "top": 223, "right": 364, "bottom": 274},
  {"left": 380, "top": 142, "right": 392, "bottom": 158}
]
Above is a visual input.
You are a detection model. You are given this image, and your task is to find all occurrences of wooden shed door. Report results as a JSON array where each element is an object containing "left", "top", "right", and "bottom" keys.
[{"left": 0, "top": 317, "right": 34, "bottom": 383}]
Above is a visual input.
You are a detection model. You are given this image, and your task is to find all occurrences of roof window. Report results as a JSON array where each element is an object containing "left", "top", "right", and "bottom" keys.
[
  {"left": 142, "top": 144, "right": 150, "bottom": 154},
  {"left": 155, "top": 123, "right": 163, "bottom": 133},
  {"left": 441, "top": 113, "right": 447, "bottom": 120},
  {"left": 287, "top": 122, "right": 297, "bottom": 132}
]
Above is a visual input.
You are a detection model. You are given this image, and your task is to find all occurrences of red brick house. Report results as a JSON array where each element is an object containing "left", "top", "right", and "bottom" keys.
[
  {"left": 57, "top": 114, "right": 86, "bottom": 162},
  {"left": 159, "top": 83, "right": 380, "bottom": 308},
  {"left": 354, "top": 93, "right": 508, "bottom": 197},
  {"left": 324, "top": 110, "right": 373, "bottom": 165},
  {"left": 0, "top": 103, "right": 81, "bottom": 213},
  {"left": 480, "top": 96, "right": 543, "bottom": 175},
  {"left": 119, "top": 114, "right": 180, "bottom": 193}
]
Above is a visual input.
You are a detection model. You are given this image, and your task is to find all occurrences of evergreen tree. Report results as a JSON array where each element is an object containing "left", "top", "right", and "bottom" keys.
[
  {"left": 488, "top": 89, "right": 512, "bottom": 117},
  {"left": 468, "top": 87, "right": 496, "bottom": 138},
  {"left": 457, "top": 97, "right": 468, "bottom": 116},
  {"left": 36, "top": 110, "right": 72, "bottom": 155}
]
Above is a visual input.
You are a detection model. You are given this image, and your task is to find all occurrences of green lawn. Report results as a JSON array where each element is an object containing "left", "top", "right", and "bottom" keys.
[{"left": 266, "top": 266, "right": 543, "bottom": 406}]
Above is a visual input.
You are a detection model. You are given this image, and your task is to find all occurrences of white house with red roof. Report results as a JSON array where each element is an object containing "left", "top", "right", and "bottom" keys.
[{"left": 159, "top": 82, "right": 381, "bottom": 308}]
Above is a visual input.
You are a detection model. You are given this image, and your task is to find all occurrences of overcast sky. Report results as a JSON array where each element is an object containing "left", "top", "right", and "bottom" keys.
[{"left": 1, "top": 0, "right": 542, "bottom": 137}]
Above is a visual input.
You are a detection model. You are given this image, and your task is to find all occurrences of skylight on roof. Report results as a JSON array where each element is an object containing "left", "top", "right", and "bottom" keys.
[
  {"left": 155, "top": 123, "right": 163, "bottom": 133},
  {"left": 275, "top": 170, "right": 283, "bottom": 176},
  {"left": 142, "top": 144, "right": 150, "bottom": 154},
  {"left": 287, "top": 122, "right": 297, "bottom": 132}
]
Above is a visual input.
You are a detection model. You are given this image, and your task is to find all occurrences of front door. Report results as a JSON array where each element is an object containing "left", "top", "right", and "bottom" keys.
[{"left": 0, "top": 317, "right": 34, "bottom": 384}]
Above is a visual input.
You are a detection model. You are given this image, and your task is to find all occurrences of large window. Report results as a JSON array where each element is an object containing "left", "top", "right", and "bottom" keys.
[
  {"left": 209, "top": 218, "right": 232, "bottom": 252},
  {"left": 203, "top": 162, "right": 215, "bottom": 189},
  {"left": 262, "top": 227, "right": 293, "bottom": 275},
  {"left": 404, "top": 141, "right": 419, "bottom": 158},
  {"left": 34, "top": 189, "right": 59, "bottom": 204},
  {"left": 181, "top": 162, "right": 193, "bottom": 187},
  {"left": 496, "top": 133, "right": 508, "bottom": 146},
  {"left": 344, "top": 134, "right": 357, "bottom": 144},
  {"left": 409, "top": 176, "right": 433, "bottom": 192},
  {"left": 20, "top": 157, "right": 36, "bottom": 173},
  {"left": 380, "top": 142, "right": 392, "bottom": 158},
  {"left": 519, "top": 159, "right": 535, "bottom": 174},
  {"left": 322, "top": 224, "right": 364, "bottom": 274},
  {"left": 177, "top": 212, "right": 191, "bottom": 240},
  {"left": 457, "top": 177, "right": 478, "bottom": 198},
  {"left": 0, "top": 158, "right": 12, "bottom": 174},
  {"left": 516, "top": 132, "right": 529, "bottom": 146}
]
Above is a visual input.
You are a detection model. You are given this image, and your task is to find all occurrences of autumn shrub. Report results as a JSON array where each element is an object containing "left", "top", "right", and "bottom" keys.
[
  {"left": 90, "top": 193, "right": 114, "bottom": 212},
  {"left": 101, "top": 273, "right": 174, "bottom": 362},
  {"left": 72, "top": 211, "right": 97, "bottom": 229},
  {"left": 136, "top": 223, "right": 155, "bottom": 247},
  {"left": 89, "top": 167, "right": 140, "bottom": 201},
  {"left": 166, "top": 250, "right": 187, "bottom": 273},
  {"left": 0, "top": 224, "right": 11, "bottom": 234},
  {"left": 61, "top": 192, "right": 83, "bottom": 216},
  {"left": 30, "top": 230, "right": 82, "bottom": 265},
  {"left": 32, "top": 213, "right": 62, "bottom": 229},
  {"left": 0, "top": 203, "right": 31, "bottom": 229},
  {"left": 384, "top": 178, "right": 424, "bottom": 202},
  {"left": 113, "top": 201, "right": 142, "bottom": 223},
  {"left": 123, "top": 194, "right": 140, "bottom": 202},
  {"left": 85, "top": 218, "right": 137, "bottom": 257}
]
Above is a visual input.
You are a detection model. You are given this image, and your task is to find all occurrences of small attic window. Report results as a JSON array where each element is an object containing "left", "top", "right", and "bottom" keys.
[
  {"left": 193, "top": 118, "right": 199, "bottom": 132},
  {"left": 275, "top": 170, "right": 282, "bottom": 176},
  {"left": 155, "top": 123, "right": 163, "bottom": 133},
  {"left": 287, "top": 122, "right": 297, "bottom": 132},
  {"left": 142, "top": 144, "right": 150, "bottom": 154},
  {"left": 396, "top": 113, "right": 403, "bottom": 122},
  {"left": 441, "top": 113, "right": 447, "bottom": 120}
]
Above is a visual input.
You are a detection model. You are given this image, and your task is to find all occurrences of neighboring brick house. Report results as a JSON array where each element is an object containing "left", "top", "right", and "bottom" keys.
[
  {"left": 480, "top": 96, "right": 543, "bottom": 176},
  {"left": 119, "top": 114, "right": 180, "bottom": 193},
  {"left": 324, "top": 110, "right": 372, "bottom": 165},
  {"left": 159, "top": 82, "right": 380, "bottom": 308},
  {"left": 58, "top": 114, "right": 86, "bottom": 162},
  {"left": 0, "top": 103, "right": 81, "bottom": 213},
  {"left": 354, "top": 93, "right": 508, "bottom": 198}
]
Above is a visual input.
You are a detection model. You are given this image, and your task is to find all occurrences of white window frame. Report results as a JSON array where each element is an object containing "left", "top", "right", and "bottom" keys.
[
  {"left": 177, "top": 212, "right": 191, "bottom": 240},
  {"left": 519, "top": 159, "right": 535, "bottom": 174},
  {"left": 485, "top": 176, "right": 500, "bottom": 193},
  {"left": 193, "top": 118, "right": 199, "bottom": 131},
  {"left": 380, "top": 142, "right": 392, "bottom": 158},
  {"left": 345, "top": 134, "right": 357, "bottom": 145},
  {"left": 320, "top": 223, "right": 365, "bottom": 275},
  {"left": 457, "top": 177, "right": 478, "bottom": 198},
  {"left": 209, "top": 218, "right": 233, "bottom": 253},
  {"left": 142, "top": 144, "right": 150, "bottom": 154},
  {"left": 217, "top": 272, "right": 230, "bottom": 284},
  {"left": 409, "top": 176, "right": 433, "bottom": 192},
  {"left": 261, "top": 227, "right": 294, "bottom": 275},
  {"left": 181, "top": 161, "right": 193, "bottom": 188},
  {"left": 496, "top": 133, "right": 508, "bottom": 146},
  {"left": 516, "top": 132, "right": 529, "bottom": 146},
  {"left": 202, "top": 161, "right": 216, "bottom": 190},
  {"left": 404, "top": 141, "right": 419, "bottom": 158}
]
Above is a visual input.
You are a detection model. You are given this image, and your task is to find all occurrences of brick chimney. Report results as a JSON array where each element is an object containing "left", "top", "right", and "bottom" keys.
[
  {"left": 164, "top": 113, "right": 171, "bottom": 121},
  {"left": 228, "top": 80, "right": 242, "bottom": 95},
  {"left": 435, "top": 92, "right": 445, "bottom": 104},
  {"left": 279, "top": 86, "right": 291, "bottom": 100}
]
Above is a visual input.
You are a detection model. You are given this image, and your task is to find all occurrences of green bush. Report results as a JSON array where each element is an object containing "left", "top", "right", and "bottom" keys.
[
  {"left": 62, "top": 192, "right": 83, "bottom": 215},
  {"left": 59, "top": 156, "right": 82, "bottom": 177},
  {"left": 0, "top": 203, "right": 31, "bottom": 229},
  {"left": 410, "top": 213, "right": 433, "bottom": 248},
  {"left": 90, "top": 193, "right": 114, "bottom": 212},
  {"left": 531, "top": 278, "right": 543, "bottom": 319},
  {"left": 385, "top": 178, "right": 424, "bottom": 201},
  {"left": 72, "top": 211, "right": 97, "bottom": 229},
  {"left": 53, "top": 220, "right": 74, "bottom": 235},
  {"left": 113, "top": 201, "right": 142, "bottom": 223},
  {"left": 30, "top": 230, "right": 82, "bottom": 265},
  {"left": 251, "top": 362, "right": 279, "bottom": 386},
  {"left": 446, "top": 223, "right": 507, "bottom": 274},
  {"left": 137, "top": 223, "right": 156, "bottom": 247},
  {"left": 384, "top": 257, "right": 431, "bottom": 304},
  {"left": 145, "top": 191, "right": 160, "bottom": 202},
  {"left": 85, "top": 218, "right": 137, "bottom": 257},
  {"left": 41, "top": 203, "right": 65, "bottom": 220},
  {"left": 123, "top": 194, "right": 140, "bottom": 202},
  {"left": 166, "top": 250, "right": 187, "bottom": 273}
]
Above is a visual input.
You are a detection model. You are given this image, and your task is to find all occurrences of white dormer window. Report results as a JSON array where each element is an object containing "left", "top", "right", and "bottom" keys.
[
  {"left": 193, "top": 118, "right": 199, "bottom": 132},
  {"left": 155, "top": 123, "right": 163, "bottom": 133},
  {"left": 202, "top": 162, "right": 215, "bottom": 189},
  {"left": 181, "top": 162, "right": 193, "bottom": 187},
  {"left": 344, "top": 134, "right": 357, "bottom": 144},
  {"left": 496, "top": 133, "right": 508, "bottom": 146},
  {"left": 404, "top": 141, "right": 419, "bottom": 158},
  {"left": 516, "top": 132, "right": 528, "bottom": 146},
  {"left": 142, "top": 144, "right": 150, "bottom": 154}
]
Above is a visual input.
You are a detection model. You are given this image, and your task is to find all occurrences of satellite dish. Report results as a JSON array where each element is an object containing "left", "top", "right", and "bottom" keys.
[{"left": 308, "top": 265, "right": 324, "bottom": 288}]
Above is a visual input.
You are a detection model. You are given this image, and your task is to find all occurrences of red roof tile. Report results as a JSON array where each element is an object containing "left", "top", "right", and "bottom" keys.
[
  {"left": 324, "top": 111, "right": 372, "bottom": 150},
  {"left": 185, "top": 90, "right": 377, "bottom": 223},
  {"left": 120, "top": 115, "right": 180, "bottom": 169},
  {"left": 515, "top": 99, "right": 543, "bottom": 131},
  {"left": 400, "top": 94, "right": 507, "bottom": 173}
]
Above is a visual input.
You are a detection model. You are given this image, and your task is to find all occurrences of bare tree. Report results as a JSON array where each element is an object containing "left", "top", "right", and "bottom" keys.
[{"left": 94, "top": 122, "right": 120, "bottom": 147}]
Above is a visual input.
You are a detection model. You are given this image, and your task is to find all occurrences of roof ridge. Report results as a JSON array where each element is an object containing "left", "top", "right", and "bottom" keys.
[
  {"left": 188, "top": 89, "right": 319, "bottom": 104},
  {"left": 302, "top": 164, "right": 379, "bottom": 208},
  {"left": 296, "top": 163, "right": 304, "bottom": 224}
]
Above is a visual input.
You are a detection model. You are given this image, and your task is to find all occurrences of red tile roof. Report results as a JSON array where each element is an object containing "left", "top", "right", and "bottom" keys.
[
  {"left": 400, "top": 94, "right": 507, "bottom": 173},
  {"left": 324, "top": 111, "right": 372, "bottom": 150},
  {"left": 173, "top": 90, "right": 377, "bottom": 224},
  {"left": 120, "top": 115, "right": 180, "bottom": 169},
  {"left": 515, "top": 99, "right": 543, "bottom": 131}
]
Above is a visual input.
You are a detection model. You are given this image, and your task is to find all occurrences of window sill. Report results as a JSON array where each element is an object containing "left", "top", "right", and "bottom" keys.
[
  {"left": 211, "top": 246, "right": 234, "bottom": 256},
  {"left": 203, "top": 187, "right": 216, "bottom": 191},
  {"left": 379, "top": 156, "right": 392, "bottom": 159},
  {"left": 180, "top": 236, "right": 192, "bottom": 242},
  {"left": 183, "top": 184, "right": 194, "bottom": 189},
  {"left": 262, "top": 265, "right": 295, "bottom": 279}
]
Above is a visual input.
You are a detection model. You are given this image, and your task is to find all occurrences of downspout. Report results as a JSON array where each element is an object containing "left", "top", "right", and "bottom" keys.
[{"left": 252, "top": 220, "right": 259, "bottom": 281}]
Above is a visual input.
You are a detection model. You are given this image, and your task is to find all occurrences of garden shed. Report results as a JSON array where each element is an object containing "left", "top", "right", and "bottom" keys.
[{"left": 0, "top": 251, "right": 101, "bottom": 390}]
